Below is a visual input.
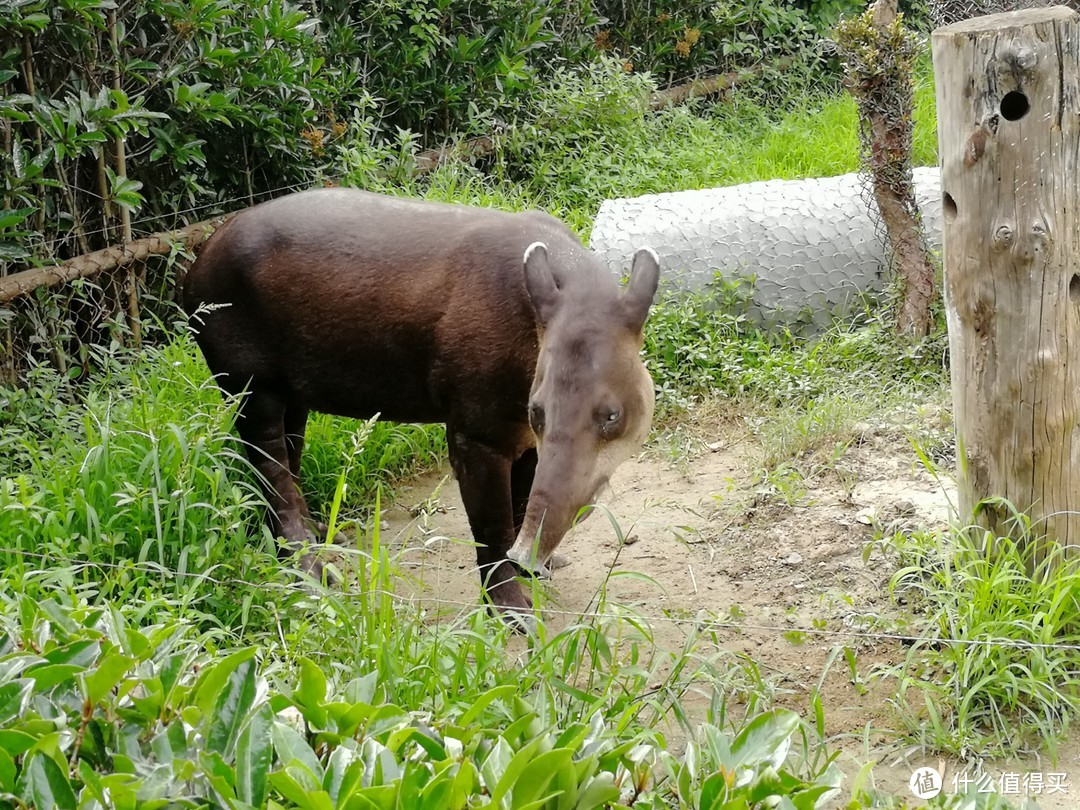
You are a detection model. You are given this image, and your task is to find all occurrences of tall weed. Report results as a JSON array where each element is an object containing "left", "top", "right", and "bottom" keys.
[{"left": 878, "top": 519, "right": 1080, "bottom": 759}]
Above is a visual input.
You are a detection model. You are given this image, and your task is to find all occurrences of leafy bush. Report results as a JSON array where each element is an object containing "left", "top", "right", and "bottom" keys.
[
  {"left": 0, "top": 581, "right": 858, "bottom": 809},
  {"left": 591, "top": 0, "right": 834, "bottom": 86}
]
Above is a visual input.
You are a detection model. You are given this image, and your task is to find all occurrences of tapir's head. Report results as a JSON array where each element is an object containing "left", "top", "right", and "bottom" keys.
[{"left": 505, "top": 241, "right": 660, "bottom": 577}]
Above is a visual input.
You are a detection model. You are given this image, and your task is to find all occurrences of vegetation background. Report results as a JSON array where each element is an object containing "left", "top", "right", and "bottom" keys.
[{"left": 1, "top": 0, "right": 1077, "bottom": 808}]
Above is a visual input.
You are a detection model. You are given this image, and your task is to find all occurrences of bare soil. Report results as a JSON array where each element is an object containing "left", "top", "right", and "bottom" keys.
[{"left": 380, "top": 419, "right": 1079, "bottom": 808}]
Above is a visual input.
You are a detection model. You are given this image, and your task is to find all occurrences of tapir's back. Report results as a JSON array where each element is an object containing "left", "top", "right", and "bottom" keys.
[
  {"left": 186, "top": 188, "right": 571, "bottom": 321},
  {"left": 183, "top": 188, "right": 587, "bottom": 428}
]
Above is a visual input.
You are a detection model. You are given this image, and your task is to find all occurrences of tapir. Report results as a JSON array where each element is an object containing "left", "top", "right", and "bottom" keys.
[{"left": 182, "top": 187, "right": 660, "bottom": 617}]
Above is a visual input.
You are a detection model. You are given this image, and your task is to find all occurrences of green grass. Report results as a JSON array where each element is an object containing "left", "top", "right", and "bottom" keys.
[
  {"left": 0, "top": 334, "right": 445, "bottom": 631},
  {"left": 876, "top": 518, "right": 1080, "bottom": 760},
  {"left": 0, "top": 553, "right": 856, "bottom": 809},
  {"left": 301, "top": 414, "right": 446, "bottom": 519},
  {"left": 347, "top": 52, "right": 940, "bottom": 238}
]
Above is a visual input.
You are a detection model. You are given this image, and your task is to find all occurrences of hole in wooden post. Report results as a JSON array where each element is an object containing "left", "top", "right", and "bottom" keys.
[
  {"left": 1070, "top": 274, "right": 1080, "bottom": 304},
  {"left": 943, "top": 192, "right": 957, "bottom": 221},
  {"left": 1000, "top": 91, "right": 1029, "bottom": 121}
]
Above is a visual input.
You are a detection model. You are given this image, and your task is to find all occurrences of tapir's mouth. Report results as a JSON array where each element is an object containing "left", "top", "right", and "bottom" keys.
[{"left": 506, "top": 476, "right": 613, "bottom": 578}]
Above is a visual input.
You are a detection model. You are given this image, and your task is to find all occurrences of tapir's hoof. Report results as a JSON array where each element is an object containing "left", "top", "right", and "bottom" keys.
[
  {"left": 489, "top": 584, "right": 536, "bottom": 633},
  {"left": 311, "top": 520, "right": 348, "bottom": 546},
  {"left": 482, "top": 564, "right": 536, "bottom": 632},
  {"left": 548, "top": 551, "right": 571, "bottom": 571},
  {"left": 298, "top": 551, "right": 341, "bottom": 587},
  {"left": 505, "top": 546, "right": 552, "bottom": 579}
]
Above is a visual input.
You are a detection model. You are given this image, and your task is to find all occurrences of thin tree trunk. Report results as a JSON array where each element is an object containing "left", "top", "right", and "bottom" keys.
[{"left": 109, "top": 8, "right": 141, "bottom": 346}]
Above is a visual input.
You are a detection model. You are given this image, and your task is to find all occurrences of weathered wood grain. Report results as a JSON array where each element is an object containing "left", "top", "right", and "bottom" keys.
[{"left": 933, "top": 6, "right": 1080, "bottom": 558}]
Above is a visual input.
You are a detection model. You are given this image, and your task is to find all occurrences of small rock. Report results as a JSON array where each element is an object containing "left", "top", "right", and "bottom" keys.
[
  {"left": 623, "top": 534, "right": 641, "bottom": 546},
  {"left": 783, "top": 552, "right": 804, "bottom": 566}
]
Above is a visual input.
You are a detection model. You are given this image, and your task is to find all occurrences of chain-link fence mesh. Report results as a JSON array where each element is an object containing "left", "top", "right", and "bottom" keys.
[{"left": 929, "top": 0, "right": 1080, "bottom": 27}]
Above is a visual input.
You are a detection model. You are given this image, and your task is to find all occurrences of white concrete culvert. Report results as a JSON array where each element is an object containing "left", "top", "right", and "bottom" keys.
[{"left": 590, "top": 166, "right": 943, "bottom": 333}]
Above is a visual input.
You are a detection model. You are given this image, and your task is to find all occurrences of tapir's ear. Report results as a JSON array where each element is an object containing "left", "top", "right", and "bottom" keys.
[
  {"left": 622, "top": 247, "right": 660, "bottom": 333},
  {"left": 523, "top": 242, "right": 561, "bottom": 326}
]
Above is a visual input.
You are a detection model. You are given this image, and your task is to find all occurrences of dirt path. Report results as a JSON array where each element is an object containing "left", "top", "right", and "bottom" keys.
[{"left": 379, "top": 427, "right": 1078, "bottom": 807}]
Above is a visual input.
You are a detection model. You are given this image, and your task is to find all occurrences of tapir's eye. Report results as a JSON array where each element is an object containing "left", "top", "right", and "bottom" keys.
[
  {"left": 529, "top": 403, "right": 545, "bottom": 434},
  {"left": 599, "top": 408, "right": 623, "bottom": 438}
]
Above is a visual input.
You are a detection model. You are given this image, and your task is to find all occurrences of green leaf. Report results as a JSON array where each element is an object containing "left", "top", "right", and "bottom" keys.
[
  {"left": 42, "top": 640, "right": 99, "bottom": 668},
  {"left": 194, "top": 647, "right": 257, "bottom": 716},
  {"left": 208, "top": 658, "right": 257, "bottom": 756},
  {"left": 0, "top": 749, "right": 15, "bottom": 793},
  {"left": 17, "top": 752, "right": 77, "bottom": 810},
  {"left": 479, "top": 736, "right": 514, "bottom": 797},
  {"left": 0, "top": 206, "right": 37, "bottom": 230},
  {"left": 323, "top": 744, "right": 359, "bottom": 805},
  {"left": 451, "top": 758, "right": 479, "bottom": 808},
  {"left": 385, "top": 726, "right": 445, "bottom": 761},
  {"left": 26, "top": 664, "right": 84, "bottom": 691},
  {"left": 273, "top": 718, "right": 324, "bottom": 781},
  {"left": 150, "top": 721, "right": 186, "bottom": 766},
  {"left": 344, "top": 672, "right": 377, "bottom": 705},
  {"left": 0, "top": 730, "right": 36, "bottom": 757},
  {"left": 77, "top": 761, "right": 105, "bottom": 806},
  {"left": 700, "top": 770, "right": 731, "bottom": 809},
  {"left": 81, "top": 652, "right": 135, "bottom": 704},
  {"left": 237, "top": 704, "right": 274, "bottom": 807},
  {"left": 269, "top": 770, "right": 311, "bottom": 809},
  {"left": 297, "top": 657, "right": 328, "bottom": 707},
  {"left": 508, "top": 748, "right": 574, "bottom": 809},
  {"left": 418, "top": 774, "right": 452, "bottom": 810},
  {"left": 324, "top": 701, "right": 371, "bottom": 737},
  {"left": 458, "top": 685, "right": 515, "bottom": 728},
  {"left": 574, "top": 771, "right": 620, "bottom": 810},
  {"left": 201, "top": 749, "right": 239, "bottom": 802},
  {"left": 0, "top": 679, "right": 32, "bottom": 725},
  {"left": 729, "top": 709, "right": 799, "bottom": 772}
]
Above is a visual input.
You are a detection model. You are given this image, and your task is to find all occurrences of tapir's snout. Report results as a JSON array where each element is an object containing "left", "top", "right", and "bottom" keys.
[{"left": 505, "top": 450, "right": 615, "bottom": 577}]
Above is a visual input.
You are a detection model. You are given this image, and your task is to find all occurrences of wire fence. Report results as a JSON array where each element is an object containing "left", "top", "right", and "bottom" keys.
[
  {"left": 5, "top": 545, "right": 1080, "bottom": 654},
  {"left": 928, "top": 0, "right": 1080, "bottom": 27},
  {"left": 0, "top": 165, "right": 358, "bottom": 386}
]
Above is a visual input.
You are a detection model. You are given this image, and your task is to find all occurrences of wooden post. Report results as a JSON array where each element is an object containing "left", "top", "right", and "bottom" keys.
[{"left": 932, "top": 6, "right": 1080, "bottom": 559}]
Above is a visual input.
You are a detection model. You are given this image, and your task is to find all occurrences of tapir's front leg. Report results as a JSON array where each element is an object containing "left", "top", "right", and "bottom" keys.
[{"left": 448, "top": 429, "right": 531, "bottom": 618}]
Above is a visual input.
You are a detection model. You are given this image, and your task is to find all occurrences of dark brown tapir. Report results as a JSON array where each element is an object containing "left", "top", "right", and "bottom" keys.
[{"left": 182, "top": 187, "right": 660, "bottom": 617}]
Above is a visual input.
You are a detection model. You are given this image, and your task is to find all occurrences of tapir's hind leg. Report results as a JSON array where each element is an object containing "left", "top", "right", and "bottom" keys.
[
  {"left": 236, "top": 389, "right": 325, "bottom": 579},
  {"left": 283, "top": 402, "right": 310, "bottom": 519},
  {"left": 284, "top": 402, "right": 345, "bottom": 550},
  {"left": 448, "top": 429, "right": 531, "bottom": 617}
]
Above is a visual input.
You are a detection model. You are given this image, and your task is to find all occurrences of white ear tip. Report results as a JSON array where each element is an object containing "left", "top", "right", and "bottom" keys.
[
  {"left": 524, "top": 241, "right": 547, "bottom": 263},
  {"left": 638, "top": 246, "right": 660, "bottom": 265}
]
